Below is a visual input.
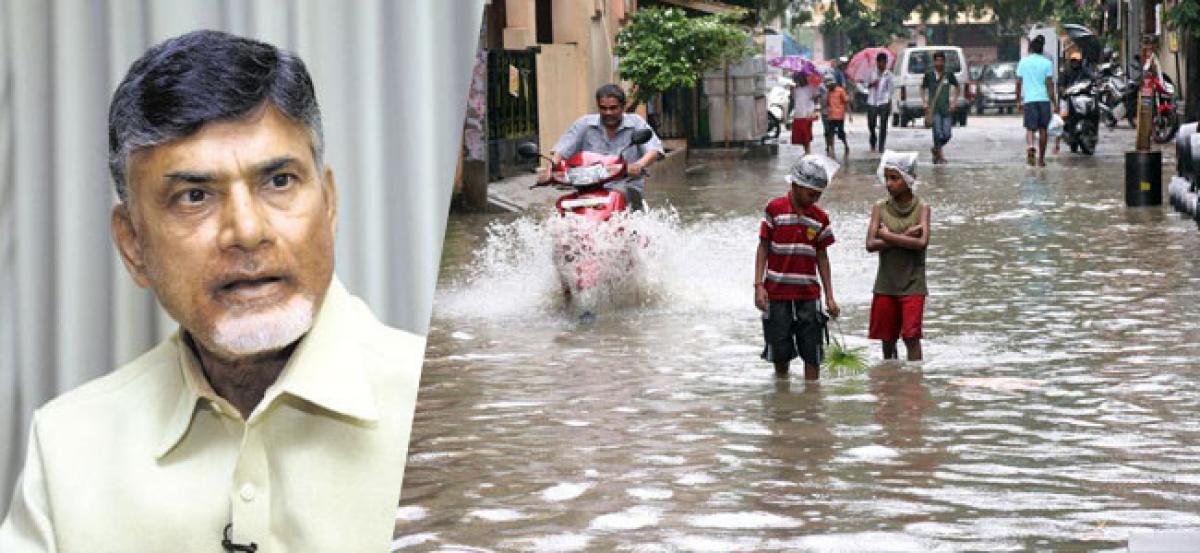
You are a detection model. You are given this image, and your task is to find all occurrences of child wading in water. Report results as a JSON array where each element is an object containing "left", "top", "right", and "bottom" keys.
[
  {"left": 755, "top": 155, "right": 842, "bottom": 380},
  {"left": 821, "top": 75, "right": 852, "bottom": 159},
  {"left": 866, "top": 151, "right": 930, "bottom": 361}
]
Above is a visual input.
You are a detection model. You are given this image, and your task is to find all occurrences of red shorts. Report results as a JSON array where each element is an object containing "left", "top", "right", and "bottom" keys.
[
  {"left": 869, "top": 294, "right": 925, "bottom": 341},
  {"left": 791, "top": 116, "right": 814, "bottom": 146}
]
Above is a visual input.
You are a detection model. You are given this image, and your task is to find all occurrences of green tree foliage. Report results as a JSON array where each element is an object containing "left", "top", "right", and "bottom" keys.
[
  {"left": 615, "top": 8, "right": 755, "bottom": 107},
  {"left": 1166, "top": 0, "right": 1200, "bottom": 120},
  {"left": 1167, "top": 0, "right": 1200, "bottom": 38},
  {"left": 820, "top": 0, "right": 1105, "bottom": 52},
  {"left": 821, "top": 0, "right": 904, "bottom": 50}
]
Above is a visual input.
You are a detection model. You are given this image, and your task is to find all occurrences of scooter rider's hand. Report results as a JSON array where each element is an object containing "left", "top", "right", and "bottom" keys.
[
  {"left": 538, "top": 155, "right": 562, "bottom": 185},
  {"left": 627, "top": 162, "right": 644, "bottom": 178}
]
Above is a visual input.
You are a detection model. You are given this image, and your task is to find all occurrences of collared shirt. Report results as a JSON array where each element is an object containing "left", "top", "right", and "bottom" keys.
[
  {"left": 551, "top": 113, "right": 665, "bottom": 192},
  {"left": 759, "top": 195, "right": 835, "bottom": 301},
  {"left": 0, "top": 278, "right": 424, "bottom": 552},
  {"left": 921, "top": 70, "right": 959, "bottom": 115},
  {"left": 866, "top": 68, "right": 894, "bottom": 107}
]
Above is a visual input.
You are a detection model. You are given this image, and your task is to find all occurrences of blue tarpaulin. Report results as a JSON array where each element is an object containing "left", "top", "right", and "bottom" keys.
[{"left": 781, "top": 33, "right": 811, "bottom": 58}]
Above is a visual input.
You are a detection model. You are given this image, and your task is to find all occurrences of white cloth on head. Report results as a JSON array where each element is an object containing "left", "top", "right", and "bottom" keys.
[
  {"left": 876, "top": 150, "right": 919, "bottom": 190},
  {"left": 788, "top": 154, "right": 841, "bottom": 190}
]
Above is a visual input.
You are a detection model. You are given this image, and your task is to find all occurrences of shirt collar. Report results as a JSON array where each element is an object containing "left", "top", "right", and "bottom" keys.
[
  {"left": 155, "top": 276, "right": 380, "bottom": 459},
  {"left": 586, "top": 113, "right": 633, "bottom": 132}
]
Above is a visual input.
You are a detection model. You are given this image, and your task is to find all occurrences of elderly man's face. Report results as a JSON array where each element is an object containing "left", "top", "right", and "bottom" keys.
[
  {"left": 597, "top": 96, "right": 623, "bottom": 129},
  {"left": 112, "top": 104, "right": 337, "bottom": 360}
]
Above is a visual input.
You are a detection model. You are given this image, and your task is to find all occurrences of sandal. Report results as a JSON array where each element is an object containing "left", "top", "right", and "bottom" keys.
[{"left": 1026, "top": 147, "right": 1036, "bottom": 166}]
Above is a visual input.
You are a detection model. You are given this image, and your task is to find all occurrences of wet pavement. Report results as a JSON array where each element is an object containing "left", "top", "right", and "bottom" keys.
[{"left": 395, "top": 115, "right": 1200, "bottom": 551}]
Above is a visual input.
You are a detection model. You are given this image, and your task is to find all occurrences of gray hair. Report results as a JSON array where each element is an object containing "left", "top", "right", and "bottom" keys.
[{"left": 108, "top": 30, "right": 324, "bottom": 202}]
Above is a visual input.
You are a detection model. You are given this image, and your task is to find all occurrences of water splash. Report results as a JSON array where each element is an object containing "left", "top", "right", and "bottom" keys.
[{"left": 436, "top": 205, "right": 879, "bottom": 322}]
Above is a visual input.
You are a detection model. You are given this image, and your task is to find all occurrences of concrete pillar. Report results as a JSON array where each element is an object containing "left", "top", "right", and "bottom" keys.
[{"left": 503, "top": 0, "right": 536, "bottom": 49}]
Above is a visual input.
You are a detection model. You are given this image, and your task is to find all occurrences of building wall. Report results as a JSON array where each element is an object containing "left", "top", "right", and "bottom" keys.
[
  {"left": 536, "top": 0, "right": 628, "bottom": 150},
  {"left": 536, "top": 43, "right": 588, "bottom": 152}
]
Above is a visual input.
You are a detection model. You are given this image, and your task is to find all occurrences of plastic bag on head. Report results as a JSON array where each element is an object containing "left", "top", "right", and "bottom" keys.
[
  {"left": 876, "top": 150, "right": 919, "bottom": 189},
  {"left": 788, "top": 154, "right": 840, "bottom": 190}
]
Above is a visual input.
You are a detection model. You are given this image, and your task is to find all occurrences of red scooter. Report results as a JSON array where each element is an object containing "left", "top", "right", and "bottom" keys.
[{"left": 517, "top": 129, "right": 652, "bottom": 319}]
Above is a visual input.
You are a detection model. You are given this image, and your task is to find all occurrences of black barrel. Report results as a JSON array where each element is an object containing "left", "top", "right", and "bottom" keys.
[{"left": 1125, "top": 150, "right": 1162, "bottom": 207}]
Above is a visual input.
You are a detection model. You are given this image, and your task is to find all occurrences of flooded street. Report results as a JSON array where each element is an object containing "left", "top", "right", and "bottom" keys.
[{"left": 396, "top": 117, "right": 1200, "bottom": 551}]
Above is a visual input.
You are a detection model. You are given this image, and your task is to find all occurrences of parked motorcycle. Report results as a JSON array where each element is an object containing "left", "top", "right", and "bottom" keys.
[
  {"left": 1151, "top": 78, "right": 1181, "bottom": 144},
  {"left": 765, "top": 84, "right": 792, "bottom": 141},
  {"left": 517, "top": 129, "right": 653, "bottom": 320},
  {"left": 1096, "top": 61, "right": 1129, "bottom": 128},
  {"left": 1061, "top": 78, "right": 1100, "bottom": 155}
]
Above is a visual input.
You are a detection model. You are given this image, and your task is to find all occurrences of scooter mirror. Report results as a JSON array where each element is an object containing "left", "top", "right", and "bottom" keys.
[
  {"left": 631, "top": 129, "right": 653, "bottom": 145},
  {"left": 517, "top": 142, "right": 541, "bottom": 159}
]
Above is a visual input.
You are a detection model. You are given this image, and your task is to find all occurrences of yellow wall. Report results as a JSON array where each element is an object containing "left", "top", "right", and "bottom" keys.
[{"left": 537, "top": 43, "right": 588, "bottom": 152}]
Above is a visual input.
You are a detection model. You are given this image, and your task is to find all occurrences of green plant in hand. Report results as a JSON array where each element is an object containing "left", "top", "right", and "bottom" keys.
[{"left": 825, "top": 319, "right": 869, "bottom": 377}]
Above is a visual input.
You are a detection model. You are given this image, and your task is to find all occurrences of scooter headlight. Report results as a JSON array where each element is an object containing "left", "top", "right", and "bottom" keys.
[
  {"left": 567, "top": 165, "right": 610, "bottom": 186},
  {"left": 1072, "top": 96, "right": 1092, "bottom": 113}
]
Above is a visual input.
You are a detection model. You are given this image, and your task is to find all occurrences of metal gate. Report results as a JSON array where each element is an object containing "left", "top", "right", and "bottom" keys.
[
  {"left": 487, "top": 48, "right": 539, "bottom": 180},
  {"left": 650, "top": 87, "right": 696, "bottom": 140}
]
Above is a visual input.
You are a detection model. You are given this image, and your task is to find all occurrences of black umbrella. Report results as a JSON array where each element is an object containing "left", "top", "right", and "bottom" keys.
[{"left": 1062, "top": 23, "right": 1101, "bottom": 64}]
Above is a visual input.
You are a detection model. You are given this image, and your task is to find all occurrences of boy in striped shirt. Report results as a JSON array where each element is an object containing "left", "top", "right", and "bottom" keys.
[{"left": 754, "top": 155, "right": 842, "bottom": 380}]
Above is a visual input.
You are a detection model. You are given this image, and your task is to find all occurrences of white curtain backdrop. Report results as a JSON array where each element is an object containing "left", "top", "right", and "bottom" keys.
[{"left": 0, "top": 0, "right": 484, "bottom": 505}]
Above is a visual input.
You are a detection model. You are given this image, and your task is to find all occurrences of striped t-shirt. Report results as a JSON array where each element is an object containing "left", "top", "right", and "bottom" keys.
[{"left": 758, "top": 196, "right": 835, "bottom": 301}]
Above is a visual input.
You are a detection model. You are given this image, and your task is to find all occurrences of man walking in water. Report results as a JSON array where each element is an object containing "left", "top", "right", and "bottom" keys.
[
  {"left": 1016, "top": 35, "right": 1056, "bottom": 167},
  {"left": 865, "top": 52, "right": 894, "bottom": 152},
  {"left": 921, "top": 51, "right": 959, "bottom": 164}
]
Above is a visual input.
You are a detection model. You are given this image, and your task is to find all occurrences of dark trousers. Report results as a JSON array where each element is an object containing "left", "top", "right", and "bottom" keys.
[{"left": 867, "top": 104, "right": 890, "bottom": 150}]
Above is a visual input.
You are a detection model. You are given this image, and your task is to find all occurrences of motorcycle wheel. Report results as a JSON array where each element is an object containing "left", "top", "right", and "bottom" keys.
[
  {"left": 1079, "top": 121, "right": 1097, "bottom": 156},
  {"left": 1152, "top": 112, "right": 1180, "bottom": 144}
]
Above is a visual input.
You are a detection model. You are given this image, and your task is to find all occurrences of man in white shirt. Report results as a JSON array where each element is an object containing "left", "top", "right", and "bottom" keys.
[
  {"left": 865, "top": 52, "right": 895, "bottom": 152},
  {"left": 0, "top": 30, "right": 424, "bottom": 552}
]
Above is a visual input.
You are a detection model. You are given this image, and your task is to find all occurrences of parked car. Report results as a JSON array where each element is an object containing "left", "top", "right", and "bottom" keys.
[
  {"left": 891, "top": 46, "right": 971, "bottom": 127},
  {"left": 976, "top": 62, "right": 1019, "bottom": 114}
]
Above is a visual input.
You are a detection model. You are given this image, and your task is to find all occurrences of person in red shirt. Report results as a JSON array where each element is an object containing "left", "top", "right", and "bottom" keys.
[{"left": 755, "top": 155, "right": 842, "bottom": 380}]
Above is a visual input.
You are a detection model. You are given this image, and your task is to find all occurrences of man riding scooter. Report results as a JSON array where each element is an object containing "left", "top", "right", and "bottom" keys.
[
  {"left": 545, "top": 83, "right": 665, "bottom": 211},
  {"left": 1060, "top": 50, "right": 1094, "bottom": 96}
]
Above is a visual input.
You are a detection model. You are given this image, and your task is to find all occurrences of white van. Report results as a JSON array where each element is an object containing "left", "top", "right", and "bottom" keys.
[{"left": 890, "top": 46, "right": 971, "bottom": 127}]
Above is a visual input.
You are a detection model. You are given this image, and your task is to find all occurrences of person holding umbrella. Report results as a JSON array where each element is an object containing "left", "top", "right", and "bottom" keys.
[
  {"left": 864, "top": 52, "right": 895, "bottom": 152},
  {"left": 790, "top": 72, "right": 820, "bottom": 154}
]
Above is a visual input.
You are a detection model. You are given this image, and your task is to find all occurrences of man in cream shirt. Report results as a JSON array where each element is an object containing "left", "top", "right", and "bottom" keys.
[{"left": 0, "top": 30, "right": 423, "bottom": 551}]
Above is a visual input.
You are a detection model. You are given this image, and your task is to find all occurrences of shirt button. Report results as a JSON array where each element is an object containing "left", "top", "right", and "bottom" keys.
[{"left": 240, "top": 483, "right": 256, "bottom": 502}]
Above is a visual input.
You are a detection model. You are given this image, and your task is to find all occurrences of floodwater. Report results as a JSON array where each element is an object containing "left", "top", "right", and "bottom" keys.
[{"left": 396, "top": 119, "right": 1200, "bottom": 551}]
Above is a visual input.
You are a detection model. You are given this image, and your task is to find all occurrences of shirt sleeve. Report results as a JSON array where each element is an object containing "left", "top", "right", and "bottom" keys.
[
  {"left": 759, "top": 207, "right": 774, "bottom": 240},
  {"left": 0, "top": 416, "right": 58, "bottom": 553},
  {"left": 816, "top": 221, "right": 835, "bottom": 249},
  {"left": 634, "top": 116, "right": 665, "bottom": 157},
  {"left": 552, "top": 117, "right": 587, "bottom": 158},
  {"left": 921, "top": 72, "right": 932, "bottom": 90}
]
